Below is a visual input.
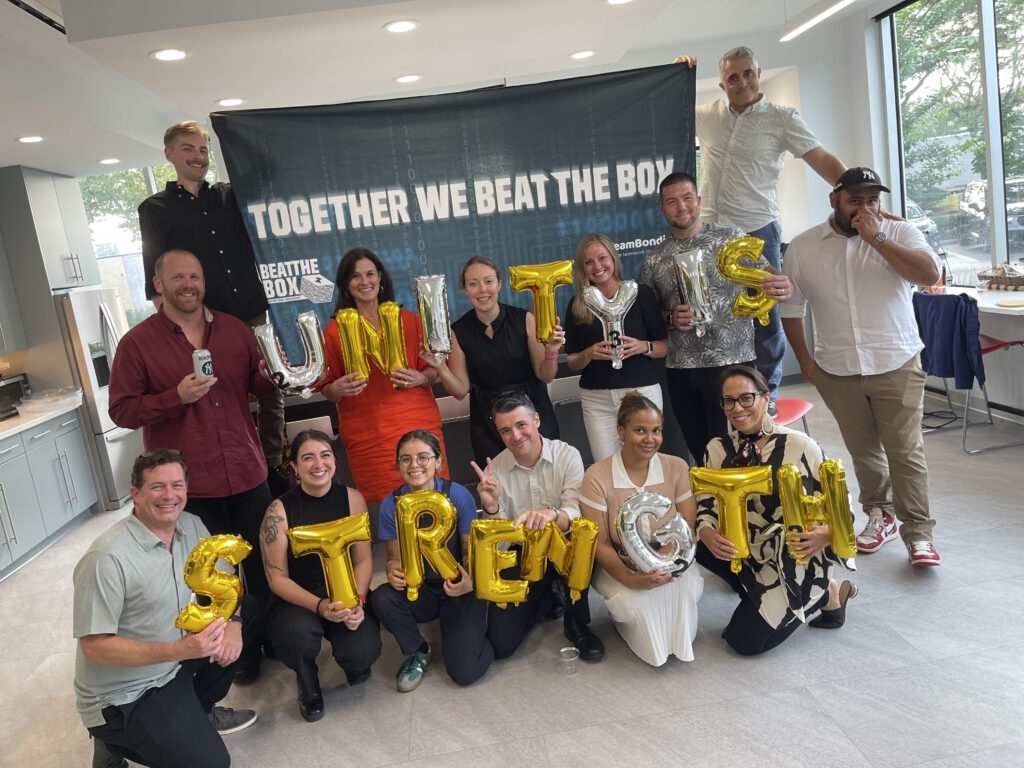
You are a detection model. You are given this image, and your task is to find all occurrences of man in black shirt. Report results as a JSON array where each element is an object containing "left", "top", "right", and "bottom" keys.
[{"left": 139, "top": 121, "right": 286, "bottom": 487}]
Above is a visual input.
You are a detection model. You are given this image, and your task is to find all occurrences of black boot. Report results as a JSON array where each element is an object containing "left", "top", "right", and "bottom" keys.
[{"left": 296, "top": 664, "right": 324, "bottom": 722}]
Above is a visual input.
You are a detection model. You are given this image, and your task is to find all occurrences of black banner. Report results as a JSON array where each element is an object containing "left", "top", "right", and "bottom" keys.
[{"left": 212, "top": 63, "right": 694, "bottom": 355}]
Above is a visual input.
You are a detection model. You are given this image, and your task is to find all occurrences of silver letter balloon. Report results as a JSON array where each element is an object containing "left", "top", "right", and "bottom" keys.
[
  {"left": 254, "top": 311, "right": 326, "bottom": 399},
  {"left": 616, "top": 491, "right": 696, "bottom": 575},
  {"left": 673, "top": 248, "right": 713, "bottom": 338},
  {"left": 415, "top": 275, "right": 452, "bottom": 364},
  {"left": 582, "top": 280, "right": 638, "bottom": 370}
]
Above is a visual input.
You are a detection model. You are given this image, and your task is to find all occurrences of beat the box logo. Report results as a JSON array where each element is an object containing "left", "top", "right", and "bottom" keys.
[{"left": 259, "top": 258, "right": 334, "bottom": 304}]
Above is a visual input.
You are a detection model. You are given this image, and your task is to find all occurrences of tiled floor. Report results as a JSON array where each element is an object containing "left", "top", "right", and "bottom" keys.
[{"left": 2, "top": 382, "right": 1023, "bottom": 767}]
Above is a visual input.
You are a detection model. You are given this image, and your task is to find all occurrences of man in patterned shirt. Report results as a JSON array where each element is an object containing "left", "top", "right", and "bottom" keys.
[{"left": 639, "top": 172, "right": 793, "bottom": 464}]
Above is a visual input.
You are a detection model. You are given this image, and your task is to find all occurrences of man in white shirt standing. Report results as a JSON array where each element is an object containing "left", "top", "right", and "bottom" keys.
[
  {"left": 677, "top": 47, "right": 846, "bottom": 408},
  {"left": 472, "top": 394, "right": 604, "bottom": 661},
  {"left": 780, "top": 168, "right": 942, "bottom": 567}
]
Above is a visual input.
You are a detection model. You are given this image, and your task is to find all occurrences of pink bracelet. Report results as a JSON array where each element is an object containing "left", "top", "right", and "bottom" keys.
[{"left": 544, "top": 351, "right": 558, "bottom": 361}]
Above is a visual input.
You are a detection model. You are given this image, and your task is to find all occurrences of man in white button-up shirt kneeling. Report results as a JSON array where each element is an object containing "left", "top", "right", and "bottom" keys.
[
  {"left": 472, "top": 393, "right": 605, "bottom": 662},
  {"left": 780, "top": 167, "right": 943, "bottom": 567}
]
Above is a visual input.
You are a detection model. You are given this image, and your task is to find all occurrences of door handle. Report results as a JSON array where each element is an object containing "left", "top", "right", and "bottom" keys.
[
  {"left": 0, "top": 484, "right": 17, "bottom": 543},
  {"left": 0, "top": 445, "right": 18, "bottom": 457},
  {"left": 59, "top": 419, "right": 77, "bottom": 428},
  {"left": 0, "top": 487, "right": 10, "bottom": 546},
  {"left": 61, "top": 451, "right": 79, "bottom": 503},
  {"left": 0, "top": 321, "right": 6, "bottom": 352},
  {"left": 56, "top": 456, "right": 72, "bottom": 505},
  {"left": 29, "top": 429, "right": 52, "bottom": 442}
]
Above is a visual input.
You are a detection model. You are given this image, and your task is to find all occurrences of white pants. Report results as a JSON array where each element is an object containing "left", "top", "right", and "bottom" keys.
[{"left": 579, "top": 383, "right": 664, "bottom": 462}]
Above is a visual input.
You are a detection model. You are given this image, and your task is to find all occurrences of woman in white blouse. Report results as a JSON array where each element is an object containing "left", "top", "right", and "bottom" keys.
[{"left": 579, "top": 392, "right": 703, "bottom": 666}]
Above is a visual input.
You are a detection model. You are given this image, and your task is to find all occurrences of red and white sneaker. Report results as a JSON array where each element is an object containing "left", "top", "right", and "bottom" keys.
[
  {"left": 856, "top": 511, "right": 898, "bottom": 554},
  {"left": 908, "top": 541, "right": 941, "bottom": 567}
]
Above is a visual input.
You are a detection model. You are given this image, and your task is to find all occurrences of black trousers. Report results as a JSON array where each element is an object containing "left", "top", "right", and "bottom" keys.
[
  {"left": 696, "top": 543, "right": 804, "bottom": 656},
  {"left": 88, "top": 594, "right": 259, "bottom": 768},
  {"left": 265, "top": 593, "right": 382, "bottom": 689},
  {"left": 188, "top": 482, "right": 273, "bottom": 663},
  {"left": 371, "top": 579, "right": 493, "bottom": 686},
  {"left": 486, "top": 562, "right": 591, "bottom": 660},
  {"left": 666, "top": 362, "right": 754, "bottom": 465}
]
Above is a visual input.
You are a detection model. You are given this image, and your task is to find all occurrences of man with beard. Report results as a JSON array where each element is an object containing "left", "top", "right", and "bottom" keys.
[
  {"left": 109, "top": 249, "right": 278, "bottom": 677},
  {"left": 780, "top": 168, "right": 942, "bottom": 567},
  {"left": 639, "top": 172, "right": 793, "bottom": 464},
  {"left": 139, "top": 121, "right": 286, "bottom": 491}
]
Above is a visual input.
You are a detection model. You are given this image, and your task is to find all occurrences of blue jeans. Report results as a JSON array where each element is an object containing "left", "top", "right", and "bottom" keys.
[{"left": 749, "top": 221, "right": 785, "bottom": 398}]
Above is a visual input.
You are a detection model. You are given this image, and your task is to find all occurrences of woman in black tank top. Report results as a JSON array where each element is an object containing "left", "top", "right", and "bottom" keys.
[{"left": 260, "top": 429, "right": 381, "bottom": 722}]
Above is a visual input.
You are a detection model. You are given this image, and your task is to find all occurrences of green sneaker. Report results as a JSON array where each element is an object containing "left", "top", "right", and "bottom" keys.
[{"left": 396, "top": 647, "right": 432, "bottom": 692}]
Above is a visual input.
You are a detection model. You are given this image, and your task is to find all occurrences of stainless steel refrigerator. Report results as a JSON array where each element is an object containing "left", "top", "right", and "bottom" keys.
[{"left": 56, "top": 287, "right": 143, "bottom": 510}]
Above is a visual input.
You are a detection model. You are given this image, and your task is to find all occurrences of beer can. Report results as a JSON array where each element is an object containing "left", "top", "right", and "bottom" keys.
[{"left": 192, "top": 349, "right": 214, "bottom": 379}]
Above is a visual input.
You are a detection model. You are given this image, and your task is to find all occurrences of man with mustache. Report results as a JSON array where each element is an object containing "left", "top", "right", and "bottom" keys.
[
  {"left": 109, "top": 249, "right": 279, "bottom": 677},
  {"left": 780, "top": 168, "right": 942, "bottom": 567},
  {"left": 139, "top": 121, "right": 287, "bottom": 494}
]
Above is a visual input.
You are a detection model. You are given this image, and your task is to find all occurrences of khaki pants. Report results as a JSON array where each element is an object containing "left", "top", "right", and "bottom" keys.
[{"left": 811, "top": 354, "right": 934, "bottom": 544}]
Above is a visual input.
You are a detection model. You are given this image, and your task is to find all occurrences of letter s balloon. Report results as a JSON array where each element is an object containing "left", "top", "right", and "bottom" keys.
[{"left": 175, "top": 534, "right": 252, "bottom": 633}]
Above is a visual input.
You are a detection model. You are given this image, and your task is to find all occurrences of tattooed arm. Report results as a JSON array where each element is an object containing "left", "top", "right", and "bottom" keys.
[{"left": 260, "top": 499, "right": 322, "bottom": 615}]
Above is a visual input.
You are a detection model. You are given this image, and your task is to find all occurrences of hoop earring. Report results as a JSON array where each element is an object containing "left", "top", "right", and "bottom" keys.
[{"left": 762, "top": 410, "right": 776, "bottom": 435}]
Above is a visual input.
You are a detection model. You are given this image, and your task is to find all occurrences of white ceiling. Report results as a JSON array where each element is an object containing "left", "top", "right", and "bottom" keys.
[{"left": 0, "top": 0, "right": 820, "bottom": 179}]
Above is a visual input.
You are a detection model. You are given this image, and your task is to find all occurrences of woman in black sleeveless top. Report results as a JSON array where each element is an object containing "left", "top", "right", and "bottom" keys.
[
  {"left": 426, "top": 256, "right": 562, "bottom": 465},
  {"left": 261, "top": 430, "right": 382, "bottom": 722}
]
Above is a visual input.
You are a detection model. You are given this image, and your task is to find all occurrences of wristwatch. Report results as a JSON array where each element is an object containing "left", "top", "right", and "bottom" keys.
[
  {"left": 871, "top": 231, "right": 887, "bottom": 247},
  {"left": 228, "top": 613, "right": 242, "bottom": 624},
  {"left": 646, "top": 340, "right": 654, "bottom": 356}
]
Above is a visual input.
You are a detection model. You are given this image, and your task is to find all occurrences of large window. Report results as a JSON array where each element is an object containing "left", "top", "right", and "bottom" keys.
[
  {"left": 996, "top": 0, "right": 1024, "bottom": 258},
  {"left": 889, "top": 0, "right": 1023, "bottom": 285},
  {"left": 77, "top": 157, "right": 217, "bottom": 327}
]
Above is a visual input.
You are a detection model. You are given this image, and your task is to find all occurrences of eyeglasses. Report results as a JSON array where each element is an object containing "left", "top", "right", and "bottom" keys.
[
  {"left": 398, "top": 452, "right": 438, "bottom": 467},
  {"left": 719, "top": 392, "right": 766, "bottom": 411}
]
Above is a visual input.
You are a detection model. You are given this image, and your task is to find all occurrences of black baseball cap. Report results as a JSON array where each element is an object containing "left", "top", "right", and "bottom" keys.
[{"left": 832, "top": 167, "right": 891, "bottom": 194}]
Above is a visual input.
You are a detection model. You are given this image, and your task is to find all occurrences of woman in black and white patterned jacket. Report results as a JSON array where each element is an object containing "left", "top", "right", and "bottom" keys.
[{"left": 696, "top": 365, "right": 856, "bottom": 656}]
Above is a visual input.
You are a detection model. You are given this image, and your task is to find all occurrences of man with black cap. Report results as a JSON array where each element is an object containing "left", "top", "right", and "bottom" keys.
[{"left": 780, "top": 168, "right": 942, "bottom": 567}]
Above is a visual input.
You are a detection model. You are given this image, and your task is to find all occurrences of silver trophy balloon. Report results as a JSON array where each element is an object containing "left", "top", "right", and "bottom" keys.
[
  {"left": 673, "top": 248, "right": 713, "bottom": 338},
  {"left": 582, "top": 280, "right": 638, "bottom": 370},
  {"left": 616, "top": 491, "right": 697, "bottom": 575},
  {"left": 254, "top": 311, "right": 326, "bottom": 399},
  {"left": 415, "top": 275, "right": 452, "bottom": 365}
]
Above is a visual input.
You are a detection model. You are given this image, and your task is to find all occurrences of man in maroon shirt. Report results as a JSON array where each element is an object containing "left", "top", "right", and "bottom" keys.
[{"left": 109, "top": 249, "right": 276, "bottom": 682}]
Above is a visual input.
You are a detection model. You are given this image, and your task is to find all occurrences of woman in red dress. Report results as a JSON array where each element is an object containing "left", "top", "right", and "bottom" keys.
[{"left": 321, "top": 248, "right": 448, "bottom": 503}]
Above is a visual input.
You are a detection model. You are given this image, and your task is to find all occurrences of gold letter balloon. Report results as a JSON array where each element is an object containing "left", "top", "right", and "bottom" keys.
[
  {"left": 335, "top": 301, "right": 408, "bottom": 387},
  {"left": 175, "top": 534, "right": 252, "bottom": 633},
  {"left": 468, "top": 520, "right": 528, "bottom": 608},
  {"left": 395, "top": 489, "right": 460, "bottom": 601},
  {"left": 508, "top": 260, "right": 573, "bottom": 344},
  {"left": 287, "top": 513, "right": 372, "bottom": 609},
  {"left": 778, "top": 460, "right": 857, "bottom": 563},
  {"left": 716, "top": 236, "right": 776, "bottom": 326},
  {"left": 689, "top": 466, "right": 773, "bottom": 573}
]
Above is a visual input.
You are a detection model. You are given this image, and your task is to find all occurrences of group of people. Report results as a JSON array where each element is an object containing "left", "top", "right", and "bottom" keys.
[{"left": 73, "top": 44, "right": 943, "bottom": 768}]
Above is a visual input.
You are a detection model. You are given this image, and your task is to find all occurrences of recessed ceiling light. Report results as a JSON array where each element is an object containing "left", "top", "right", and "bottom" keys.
[
  {"left": 384, "top": 19, "right": 419, "bottom": 33},
  {"left": 216, "top": 97, "right": 246, "bottom": 107},
  {"left": 570, "top": 50, "right": 595, "bottom": 60},
  {"left": 150, "top": 48, "right": 188, "bottom": 62},
  {"left": 17, "top": 136, "right": 43, "bottom": 143},
  {"left": 99, "top": 158, "right": 120, "bottom": 165},
  {"left": 394, "top": 74, "right": 422, "bottom": 84},
  {"left": 606, "top": 0, "right": 634, "bottom": 5}
]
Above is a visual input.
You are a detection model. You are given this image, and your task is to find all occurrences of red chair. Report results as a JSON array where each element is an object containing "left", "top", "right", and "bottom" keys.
[{"left": 772, "top": 398, "right": 813, "bottom": 434}]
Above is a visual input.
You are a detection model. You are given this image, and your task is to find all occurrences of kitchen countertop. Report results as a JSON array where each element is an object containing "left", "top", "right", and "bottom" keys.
[{"left": 0, "top": 396, "right": 83, "bottom": 440}]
